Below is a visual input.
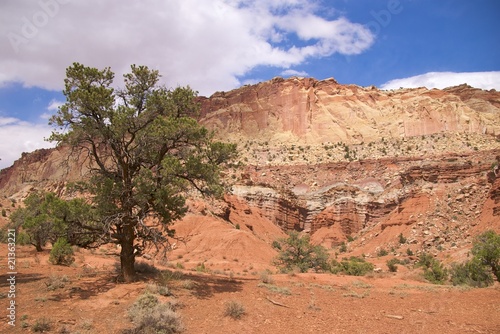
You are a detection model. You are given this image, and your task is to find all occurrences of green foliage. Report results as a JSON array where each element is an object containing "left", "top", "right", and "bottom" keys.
[
  {"left": 330, "top": 257, "right": 374, "bottom": 276},
  {"left": 339, "top": 242, "right": 347, "bottom": 253},
  {"left": 9, "top": 191, "right": 97, "bottom": 251},
  {"left": 406, "top": 248, "right": 414, "bottom": 256},
  {"left": 416, "top": 252, "right": 435, "bottom": 268},
  {"left": 274, "top": 231, "right": 330, "bottom": 273},
  {"left": 471, "top": 230, "right": 500, "bottom": 282},
  {"left": 48, "top": 63, "right": 237, "bottom": 281},
  {"left": 450, "top": 259, "right": 493, "bottom": 288},
  {"left": 271, "top": 240, "right": 281, "bottom": 250},
  {"left": 398, "top": 233, "right": 407, "bottom": 244},
  {"left": 377, "top": 248, "right": 388, "bottom": 257},
  {"left": 386, "top": 258, "right": 400, "bottom": 272},
  {"left": 449, "top": 230, "right": 500, "bottom": 287},
  {"left": 416, "top": 253, "right": 448, "bottom": 284},
  {"left": 1, "top": 209, "right": 6, "bottom": 217},
  {"left": 49, "top": 238, "right": 75, "bottom": 266}
]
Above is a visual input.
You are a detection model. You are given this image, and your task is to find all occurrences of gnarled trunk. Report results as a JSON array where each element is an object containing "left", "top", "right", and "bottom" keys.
[{"left": 120, "top": 223, "right": 136, "bottom": 282}]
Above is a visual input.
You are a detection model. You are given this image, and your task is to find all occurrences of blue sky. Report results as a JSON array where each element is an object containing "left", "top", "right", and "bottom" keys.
[{"left": 0, "top": 0, "right": 499, "bottom": 169}]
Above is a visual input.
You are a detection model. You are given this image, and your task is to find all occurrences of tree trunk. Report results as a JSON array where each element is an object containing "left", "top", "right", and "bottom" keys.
[
  {"left": 34, "top": 236, "right": 43, "bottom": 252},
  {"left": 120, "top": 223, "right": 136, "bottom": 282}
]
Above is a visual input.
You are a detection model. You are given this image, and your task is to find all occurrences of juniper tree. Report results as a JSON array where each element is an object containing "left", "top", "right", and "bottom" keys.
[
  {"left": 49, "top": 63, "right": 236, "bottom": 281},
  {"left": 9, "top": 191, "right": 96, "bottom": 251}
]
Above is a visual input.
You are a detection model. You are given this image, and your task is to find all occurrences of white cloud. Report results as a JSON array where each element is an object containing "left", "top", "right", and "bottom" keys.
[
  {"left": 281, "top": 69, "right": 309, "bottom": 77},
  {"left": 0, "top": 0, "right": 374, "bottom": 96},
  {"left": 47, "top": 99, "right": 63, "bottom": 112},
  {"left": 380, "top": 71, "right": 500, "bottom": 91},
  {"left": 0, "top": 117, "right": 55, "bottom": 169}
]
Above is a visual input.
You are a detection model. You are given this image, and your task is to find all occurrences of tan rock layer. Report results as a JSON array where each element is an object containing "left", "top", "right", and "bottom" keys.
[{"left": 199, "top": 78, "right": 500, "bottom": 145}]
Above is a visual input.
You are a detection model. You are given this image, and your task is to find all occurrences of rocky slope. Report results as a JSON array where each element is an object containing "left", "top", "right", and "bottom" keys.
[{"left": 1, "top": 77, "right": 500, "bottom": 261}]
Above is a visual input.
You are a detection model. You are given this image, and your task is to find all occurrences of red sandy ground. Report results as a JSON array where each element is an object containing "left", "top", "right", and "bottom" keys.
[{"left": 0, "top": 242, "right": 499, "bottom": 334}]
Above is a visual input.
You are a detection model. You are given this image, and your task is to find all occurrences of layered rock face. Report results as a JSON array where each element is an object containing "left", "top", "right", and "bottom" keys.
[
  {"left": 199, "top": 77, "right": 500, "bottom": 145},
  {"left": 231, "top": 150, "right": 499, "bottom": 248},
  {"left": 1, "top": 77, "right": 499, "bottom": 256}
]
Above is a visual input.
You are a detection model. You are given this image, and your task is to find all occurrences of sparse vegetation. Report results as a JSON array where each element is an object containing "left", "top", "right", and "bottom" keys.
[
  {"left": 126, "top": 293, "right": 184, "bottom": 333},
  {"left": 377, "top": 248, "right": 389, "bottom": 257},
  {"left": 224, "top": 300, "right": 246, "bottom": 319},
  {"left": 260, "top": 271, "right": 274, "bottom": 284},
  {"left": 32, "top": 318, "right": 51, "bottom": 332},
  {"left": 45, "top": 275, "right": 70, "bottom": 291},
  {"left": 330, "top": 257, "right": 374, "bottom": 276},
  {"left": 258, "top": 283, "right": 291, "bottom": 295}
]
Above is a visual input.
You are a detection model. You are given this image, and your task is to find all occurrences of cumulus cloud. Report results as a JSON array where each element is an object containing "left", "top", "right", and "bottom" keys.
[
  {"left": 0, "top": 116, "right": 54, "bottom": 169},
  {"left": 380, "top": 71, "right": 500, "bottom": 91},
  {"left": 0, "top": 0, "right": 374, "bottom": 96}
]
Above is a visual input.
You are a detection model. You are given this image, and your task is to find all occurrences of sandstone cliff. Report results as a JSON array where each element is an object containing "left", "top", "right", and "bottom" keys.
[
  {"left": 199, "top": 77, "right": 500, "bottom": 145},
  {"left": 1, "top": 77, "right": 499, "bottom": 259}
]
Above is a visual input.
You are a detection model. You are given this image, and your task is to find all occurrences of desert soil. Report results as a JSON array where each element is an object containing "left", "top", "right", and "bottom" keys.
[{"left": 0, "top": 244, "right": 499, "bottom": 334}]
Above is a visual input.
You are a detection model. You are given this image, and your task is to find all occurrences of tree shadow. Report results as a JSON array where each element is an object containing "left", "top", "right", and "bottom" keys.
[
  {"left": 183, "top": 274, "right": 245, "bottom": 300},
  {"left": 0, "top": 273, "right": 44, "bottom": 287}
]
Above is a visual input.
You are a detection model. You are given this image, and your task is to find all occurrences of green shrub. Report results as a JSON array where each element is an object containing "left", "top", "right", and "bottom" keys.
[
  {"left": 377, "top": 248, "right": 388, "bottom": 257},
  {"left": 16, "top": 232, "right": 30, "bottom": 246},
  {"left": 416, "top": 252, "right": 435, "bottom": 269},
  {"left": 1, "top": 209, "right": 6, "bottom": 217},
  {"left": 339, "top": 242, "right": 347, "bottom": 253},
  {"left": 450, "top": 259, "right": 494, "bottom": 288},
  {"left": 386, "top": 258, "right": 400, "bottom": 272},
  {"left": 448, "top": 230, "right": 500, "bottom": 287},
  {"left": 331, "top": 257, "right": 374, "bottom": 276},
  {"left": 274, "top": 232, "right": 330, "bottom": 273},
  {"left": 271, "top": 240, "right": 281, "bottom": 250},
  {"left": 415, "top": 253, "right": 448, "bottom": 284},
  {"left": 471, "top": 230, "right": 500, "bottom": 282},
  {"left": 398, "top": 233, "right": 407, "bottom": 244},
  {"left": 49, "top": 238, "right": 74, "bottom": 266}
]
